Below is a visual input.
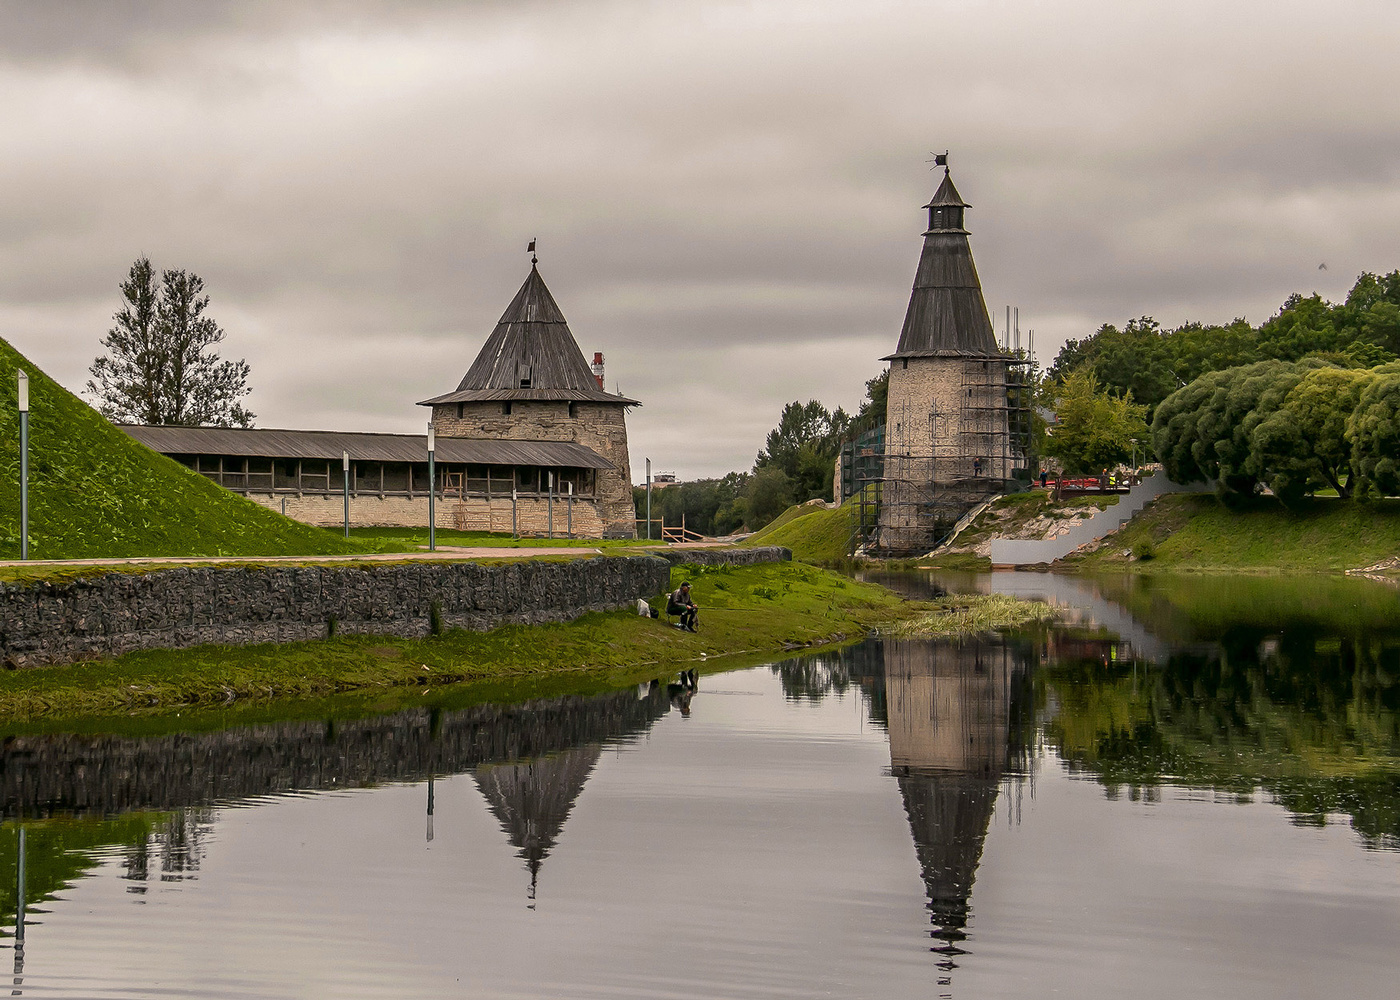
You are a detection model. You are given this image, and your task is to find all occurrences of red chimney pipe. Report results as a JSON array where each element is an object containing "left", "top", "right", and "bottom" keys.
[{"left": 591, "top": 352, "right": 605, "bottom": 390}]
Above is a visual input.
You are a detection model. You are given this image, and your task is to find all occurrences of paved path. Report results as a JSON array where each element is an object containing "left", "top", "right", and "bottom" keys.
[{"left": 0, "top": 545, "right": 607, "bottom": 570}]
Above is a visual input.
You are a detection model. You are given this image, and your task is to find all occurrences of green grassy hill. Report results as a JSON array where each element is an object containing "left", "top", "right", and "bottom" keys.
[
  {"left": 1070, "top": 493, "right": 1400, "bottom": 573},
  {"left": 0, "top": 338, "right": 367, "bottom": 560},
  {"left": 744, "top": 499, "right": 859, "bottom": 565}
]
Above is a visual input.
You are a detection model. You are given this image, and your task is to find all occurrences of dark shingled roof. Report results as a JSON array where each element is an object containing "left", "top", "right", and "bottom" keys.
[
  {"left": 120, "top": 424, "right": 616, "bottom": 469},
  {"left": 419, "top": 264, "right": 640, "bottom": 407},
  {"left": 884, "top": 170, "right": 1002, "bottom": 361},
  {"left": 924, "top": 169, "right": 970, "bottom": 210}
]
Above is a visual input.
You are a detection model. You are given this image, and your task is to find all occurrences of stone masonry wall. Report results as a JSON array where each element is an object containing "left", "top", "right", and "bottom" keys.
[
  {"left": 244, "top": 491, "right": 605, "bottom": 537},
  {"left": 0, "top": 556, "right": 669, "bottom": 667},
  {"left": 431, "top": 400, "right": 636, "bottom": 537},
  {"left": 0, "top": 547, "right": 791, "bottom": 667},
  {"left": 881, "top": 356, "right": 1009, "bottom": 553}
]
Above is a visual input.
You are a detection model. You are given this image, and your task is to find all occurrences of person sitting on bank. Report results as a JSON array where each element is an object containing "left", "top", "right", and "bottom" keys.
[{"left": 667, "top": 582, "right": 699, "bottom": 632}]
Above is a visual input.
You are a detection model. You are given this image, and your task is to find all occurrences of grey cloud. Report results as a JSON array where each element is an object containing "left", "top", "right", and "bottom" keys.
[{"left": 2, "top": 0, "right": 1399, "bottom": 480}]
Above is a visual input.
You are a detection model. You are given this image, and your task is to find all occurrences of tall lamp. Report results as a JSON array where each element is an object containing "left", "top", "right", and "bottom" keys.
[
  {"left": 17, "top": 370, "right": 28, "bottom": 561},
  {"left": 427, "top": 423, "right": 436, "bottom": 552},
  {"left": 342, "top": 451, "right": 350, "bottom": 539}
]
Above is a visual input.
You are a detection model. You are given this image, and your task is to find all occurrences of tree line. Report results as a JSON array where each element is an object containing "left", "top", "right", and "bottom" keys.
[
  {"left": 1043, "top": 269, "right": 1400, "bottom": 483},
  {"left": 1152, "top": 358, "right": 1400, "bottom": 500},
  {"left": 633, "top": 369, "right": 889, "bottom": 535}
]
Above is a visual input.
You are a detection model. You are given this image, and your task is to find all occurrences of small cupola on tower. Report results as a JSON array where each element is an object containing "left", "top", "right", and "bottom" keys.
[
  {"left": 885, "top": 163, "right": 999, "bottom": 360},
  {"left": 924, "top": 168, "right": 969, "bottom": 234}
]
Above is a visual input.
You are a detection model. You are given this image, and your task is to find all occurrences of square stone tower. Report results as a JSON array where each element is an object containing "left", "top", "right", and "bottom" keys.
[
  {"left": 878, "top": 167, "right": 1016, "bottom": 554},
  {"left": 420, "top": 262, "right": 639, "bottom": 537}
]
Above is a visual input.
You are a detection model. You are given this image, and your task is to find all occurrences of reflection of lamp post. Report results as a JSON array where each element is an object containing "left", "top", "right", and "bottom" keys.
[
  {"left": 426, "top": 776, "right": 435, "bottom": 843},
  {"left": 427, "top": 424, "right": 436, "bottom": 553},
  {"left": 342, "top": 451, "right": 350, "bottom": 539},
  {"left": 17, "top": 370, "right": 29, "bottom": 561},
  {"left": 14, "top": 824, "right": 26, "bottom": 989}
]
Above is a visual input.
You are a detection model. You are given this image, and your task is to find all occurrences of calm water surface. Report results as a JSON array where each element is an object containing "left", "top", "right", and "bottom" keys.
[{"left": 2, "top": 572, "right": 1398, "bottom": 998}]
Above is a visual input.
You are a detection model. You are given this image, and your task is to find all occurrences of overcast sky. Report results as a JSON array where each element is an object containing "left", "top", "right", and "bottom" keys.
[{"left": 2, "top": 0, "right": 1397, "bottom": 480}]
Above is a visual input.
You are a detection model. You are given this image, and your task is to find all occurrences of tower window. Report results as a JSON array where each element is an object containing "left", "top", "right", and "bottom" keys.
[
  {"left": 503, "top": 401, "right": 512, "bottom": 416},
  {"left": 568, "top": 401, "right": 577, "bottom": 418},
  {"left": 456, "top": 403, "right": 464, "bottom": 419},
  {"left": 902, "top": 359, "right": 908, "bottom": 370}
]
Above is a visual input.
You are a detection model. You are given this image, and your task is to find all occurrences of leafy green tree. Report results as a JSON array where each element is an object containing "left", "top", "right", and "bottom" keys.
[
  {"left": 1338, "top": 270, "right": 1400, "bottom": 357},
  {"left": 1251, "top": 366, "right": 1374, "bottom": 498},
  {"left": 1256, "top": 293, "right": 1343, "bottom": 362},
  {"left": 1050, "top": 318, "right": 1178, "bottom": 417},
  {"left": 743, "top": 466, "right": 794, "bottom": 530},
  {"left": 1154, "top": 360, "right": 1317, "bottom": 495},
  {"left": 1043, "top": 369, "right": 1148, "bottom": 475},
  {"left": 1152, "top": 368, "right": 1233, "bottom": 485},
  {"left": 1168, "top": 318, "right": 1258, "bottom": 386},
  {"left": 1346, "top": 366, "right": 1400, "bottom": 497},
  {"left": 88, "top": 258, "right": 254, "bottom": 427},
  {"left": 755, "top": 400, "right": 849, "bottom": 502},
  {"left": 855, "top": 368, "right": 888, "bottom": 430},
  {"left": 1200, "top": 361, "right": 1313, "bottom": 494}
]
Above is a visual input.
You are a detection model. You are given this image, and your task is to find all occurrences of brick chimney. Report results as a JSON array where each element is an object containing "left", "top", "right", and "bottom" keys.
[{"left": 591, "top": 352, "right": 605, "bottom": 390}]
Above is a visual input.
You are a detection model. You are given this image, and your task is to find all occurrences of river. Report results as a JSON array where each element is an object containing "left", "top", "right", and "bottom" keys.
[{"left": 1, "top": 571, "right": 1397, "bottom": 998}]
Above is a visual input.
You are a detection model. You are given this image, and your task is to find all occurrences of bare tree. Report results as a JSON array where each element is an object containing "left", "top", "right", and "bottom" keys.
[{"left": 88, "top": 258, "right": 254, "bottom": 427}]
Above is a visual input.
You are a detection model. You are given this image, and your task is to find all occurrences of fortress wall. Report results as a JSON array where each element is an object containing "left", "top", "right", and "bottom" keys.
[
  {"left": 0, "top": 547, "right": 791, "bottom": 667},
  {"left": 243, "top": 492, "right": 606, "bottom": 536},
  {"left": 0, "top": 555, "right": 668, "bottom": 666}
]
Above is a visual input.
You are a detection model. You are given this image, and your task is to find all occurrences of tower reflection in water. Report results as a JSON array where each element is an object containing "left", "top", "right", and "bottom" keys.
[{"left": 776, "top": 634, "right": 1033, "bottom": 980}]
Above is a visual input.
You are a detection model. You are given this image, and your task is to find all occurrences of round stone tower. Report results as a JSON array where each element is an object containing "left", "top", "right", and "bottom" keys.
[{"left": 878, "top": 167, "right": 1015, "bottom": 554}]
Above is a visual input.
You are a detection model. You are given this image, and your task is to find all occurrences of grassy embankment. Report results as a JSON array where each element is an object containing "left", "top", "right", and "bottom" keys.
[
  {"left": 739, "top": 489, "right": 1120, "bottom": 571},
  {"left": 743, "top": 499, "right": 859, "bottom": 565},
  {"left": 0, "top": 337, "right": 369, "bottom": 560},
  {"left": 1067, "top": 493, "right": 1400, "bottom": 573},
  {"left": 0, "top": 559, "right": 1060, "bottom": 723},
  {"left": 0, "top": 561, "right": 903, "bottom": 721}
]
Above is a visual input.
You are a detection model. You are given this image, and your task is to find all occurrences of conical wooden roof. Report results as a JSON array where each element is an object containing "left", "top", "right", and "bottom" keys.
[
  {"left": 420, "top": 264, "right": 639, "bottom": 406},
  {"left": 924, "top": 169, "right": 970, "bottom": 210},
  {"left": 473, "top": 744, "right": 602, "bottom": 899},
  {"left": 884, "top": 170, "right": 1001, "bottom": 360}
]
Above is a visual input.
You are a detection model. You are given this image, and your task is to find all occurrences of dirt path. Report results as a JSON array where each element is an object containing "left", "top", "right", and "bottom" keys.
[{"left": 0, "top": 545, "right": 606, "bottom": 570}]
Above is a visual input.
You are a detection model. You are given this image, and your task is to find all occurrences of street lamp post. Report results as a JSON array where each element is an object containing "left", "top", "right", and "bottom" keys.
[
  {"left": 17, "top": 370, "right": 28, "bottom": 561},
  {"left": 427, "top": 423, "right": 436, "bottom": 552},
  {"left": 645, "top": 458, "right": 652, "bottom": 541},
  {"left": 342, "top": 451, "right": 350, "bottom": 539}
]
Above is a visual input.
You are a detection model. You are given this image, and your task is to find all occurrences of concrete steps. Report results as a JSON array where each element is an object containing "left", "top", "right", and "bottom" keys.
[{"left": 989, "top": 472, "right": 1211, "bottom": 567}]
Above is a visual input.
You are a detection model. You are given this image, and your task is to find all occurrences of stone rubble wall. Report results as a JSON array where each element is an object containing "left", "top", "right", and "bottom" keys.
[
  {"left": 654, "top": 546, "right": 791, "bottom": 567},
  {"left": 0, "top": 547, "right": 792, "bottom": 667},
  {"left": 0, "top": 555, "right": 668, "bottom": 667}
]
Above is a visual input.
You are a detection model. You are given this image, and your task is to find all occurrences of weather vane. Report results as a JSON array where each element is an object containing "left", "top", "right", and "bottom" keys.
[
  {"left": 527, "top": 238, "right": 538, "bottom": 265},
  {"left": 926, "top": 150, "right": 950, "bottom": 173}
]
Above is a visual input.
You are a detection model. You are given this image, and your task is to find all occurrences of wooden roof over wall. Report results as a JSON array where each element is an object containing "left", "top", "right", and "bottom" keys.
[
  {"left": 420, "top": 264, "right": 640, "bottom": 407},
  {"left": 120, "top": 424, "right": 615, "bottom": 469}
]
